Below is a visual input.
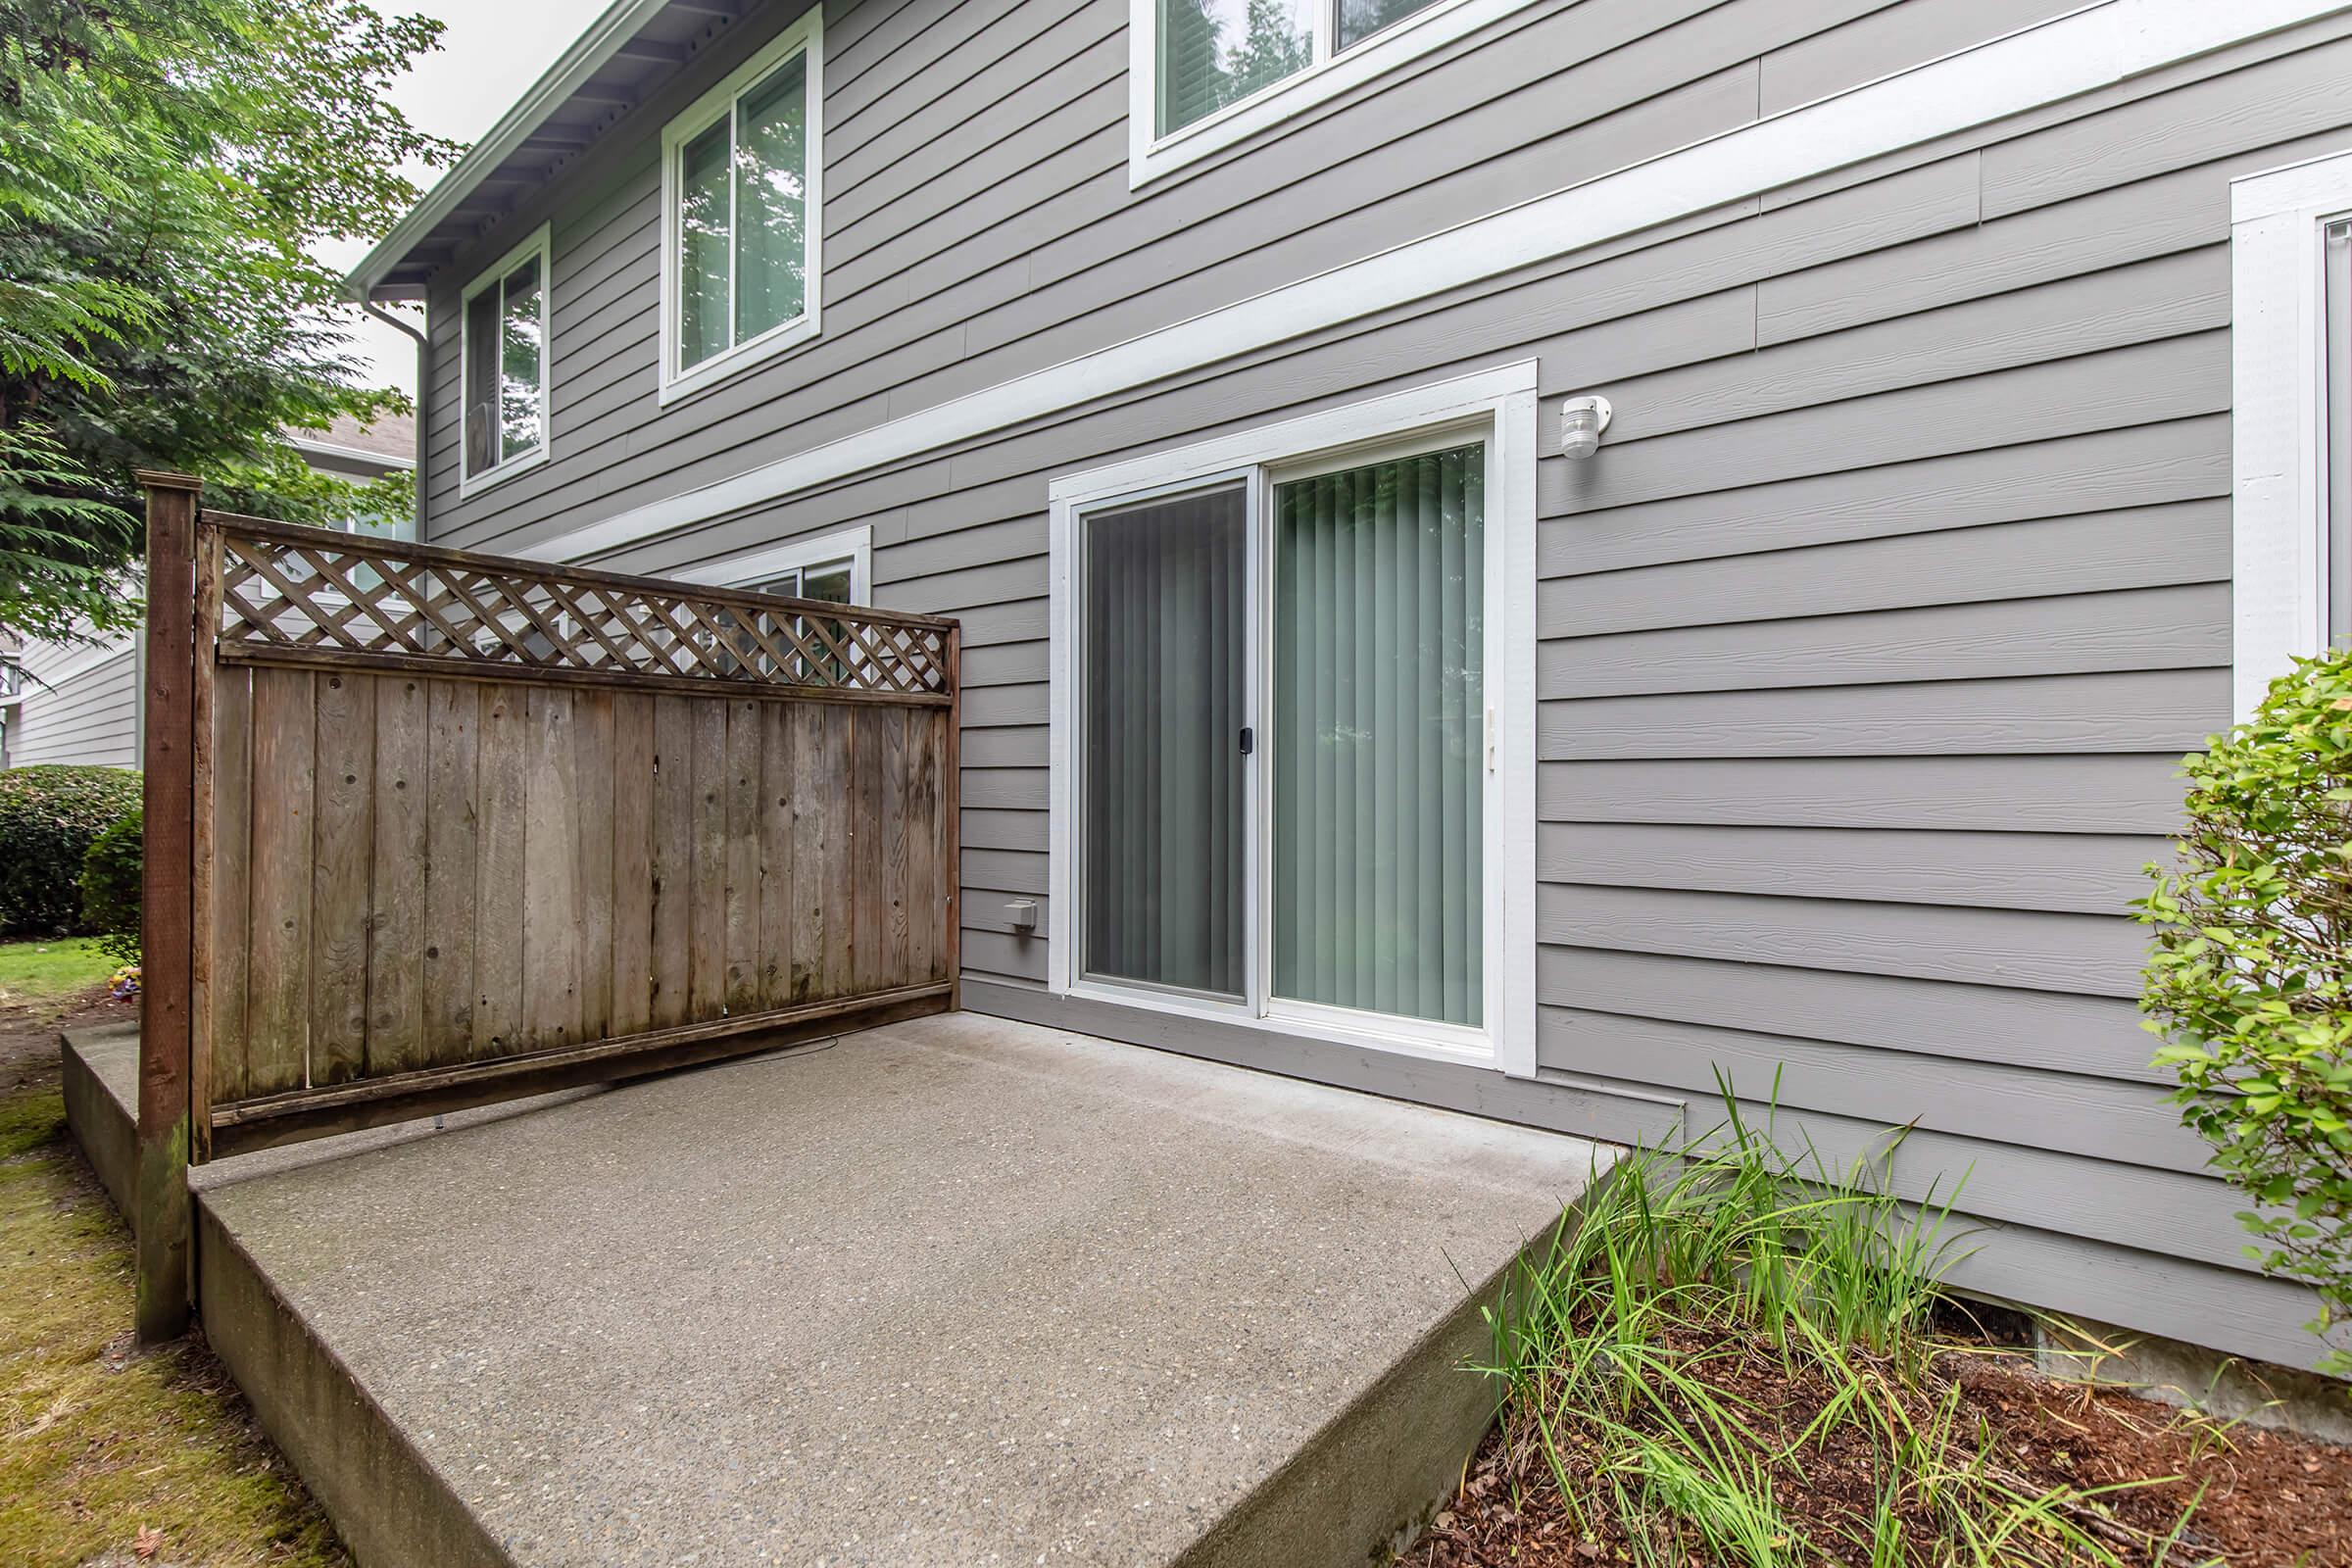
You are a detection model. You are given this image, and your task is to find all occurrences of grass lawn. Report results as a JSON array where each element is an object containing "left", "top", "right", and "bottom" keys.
[
  {"left": 0, "top": 978, "right": 347, "bottom": 1567},
  {"left": 0, "top": 937, "right": 119, "bottom": 1010}
]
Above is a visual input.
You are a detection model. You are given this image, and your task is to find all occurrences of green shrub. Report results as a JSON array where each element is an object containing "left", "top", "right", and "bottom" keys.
[
  {"left": 0, "top": 765, "right": 142, "bottom": 938},
  {"left": 79, "top": 808, "right": 142, "bottom": 965},
  {"left": 2136, "top": 647, "right": 2352, "bottom": 1373}
]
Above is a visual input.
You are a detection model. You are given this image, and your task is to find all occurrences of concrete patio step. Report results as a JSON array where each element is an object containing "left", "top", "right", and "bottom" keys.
[{"left": 65, "top": 1011, "right": 1614, "bottom": 1568}]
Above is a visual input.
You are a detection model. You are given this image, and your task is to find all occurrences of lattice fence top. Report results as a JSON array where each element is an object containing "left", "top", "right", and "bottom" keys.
[{"left": 205, "top": 514, "right": 954, "bottom": 703}]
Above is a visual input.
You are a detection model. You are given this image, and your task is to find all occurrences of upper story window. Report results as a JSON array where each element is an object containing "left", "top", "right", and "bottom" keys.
[
  {"left": 660, "top": 8, "right": 825, "bottom": 405},
  {"left": 2230, "top": 150, "right": 2352, "bottom": 718},
  {"left": 459, "top": 223, "right": 550, "bottom": 495},
  {"left": 1131, "top": 0, "right": 1531, "bottom": 188}
]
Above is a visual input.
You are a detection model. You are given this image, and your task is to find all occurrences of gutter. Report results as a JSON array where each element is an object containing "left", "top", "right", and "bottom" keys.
[
  {"left": 362, "top": 301, "right": 430, "bottom": 539},
  {"left": 286, "top": 437, "right": 416, "bottom": 471}
]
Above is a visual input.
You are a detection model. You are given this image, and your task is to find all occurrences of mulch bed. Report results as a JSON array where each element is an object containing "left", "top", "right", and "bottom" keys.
[{"left": 1403, "top": 1333, "right": 2352, "bottom": 1567}]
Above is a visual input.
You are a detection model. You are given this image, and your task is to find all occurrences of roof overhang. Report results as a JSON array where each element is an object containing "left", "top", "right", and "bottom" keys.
[{"left": 346, "top": 0, "right": 744, "bottom": 300}]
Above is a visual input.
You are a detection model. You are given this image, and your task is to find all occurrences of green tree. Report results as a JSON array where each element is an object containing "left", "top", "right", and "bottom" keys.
[{"left": 0, "top": 0, "right": 457, "bottom": 642}]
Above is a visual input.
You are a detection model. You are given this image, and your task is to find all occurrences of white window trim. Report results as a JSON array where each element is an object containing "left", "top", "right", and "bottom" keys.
[
  {"left": 1046, "top": 363, "right": 1539, "bottom": 1077},
  {"left": 1127, "top": 0, "right": 1533, "bottom": 189},
  {"left": 671, "top": 522, "right": 872, "bottom": 601},
  {"left": 659, "top": 7, "right": 825, "bottom": 409},
  {"left": 456, "top": 222, "right": 553, "bottom": 500},
  {"left": 2232, "top": 148, "right": 2352, "bottom": 719}
]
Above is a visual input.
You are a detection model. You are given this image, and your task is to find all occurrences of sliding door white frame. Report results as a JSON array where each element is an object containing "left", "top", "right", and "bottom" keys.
[
  {"left": 1047, "top": 362, "right": 1539, "bottom": 1076},
  {"left": 1068, "top": 466, "right": 1261, "bottom": 1014}
]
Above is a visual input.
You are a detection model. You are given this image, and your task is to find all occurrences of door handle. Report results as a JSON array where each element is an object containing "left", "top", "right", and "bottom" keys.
[{"left": 1239, "top": 726, "right": 1254, "bottom": 756}]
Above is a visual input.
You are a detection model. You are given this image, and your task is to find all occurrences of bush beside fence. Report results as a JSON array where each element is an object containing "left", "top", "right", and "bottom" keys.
[{"left": 0, "top": 765, "right": 141, "bottom": 938}]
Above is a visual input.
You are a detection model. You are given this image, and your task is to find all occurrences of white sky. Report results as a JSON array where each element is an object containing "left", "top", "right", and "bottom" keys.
[{"left": 321, "top": 1, "right": 609, "bottom": 395}]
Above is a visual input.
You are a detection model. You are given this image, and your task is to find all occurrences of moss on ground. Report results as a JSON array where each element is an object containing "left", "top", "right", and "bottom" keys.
[{"left": 0, "top": 1071, "right": 347, "bottom": 1566}]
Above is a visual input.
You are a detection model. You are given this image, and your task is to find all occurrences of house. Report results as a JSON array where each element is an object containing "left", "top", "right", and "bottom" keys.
[
  {"left": 338, "top": 0, "right": 2352, "bottom": 1380},
  {"left": 0, "top": 414, "right": 415, "bottom": 769}
]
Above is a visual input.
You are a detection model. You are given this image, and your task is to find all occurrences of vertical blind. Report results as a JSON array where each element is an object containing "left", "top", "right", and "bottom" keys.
[
  {"left": 1082, "top": 486, "right": 1248, "bottom": 999},
  {"left": 1273, "top": 444, "right": 1484, "bottom": 1027}
]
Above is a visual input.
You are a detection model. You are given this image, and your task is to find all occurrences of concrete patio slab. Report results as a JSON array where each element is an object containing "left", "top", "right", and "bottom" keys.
[
  {"left": 74, "top": 1012, "right": 1615, "bottom": 1568},
  {"left": 61, "top": 1024, "right": 607, "bottom": 1227}
]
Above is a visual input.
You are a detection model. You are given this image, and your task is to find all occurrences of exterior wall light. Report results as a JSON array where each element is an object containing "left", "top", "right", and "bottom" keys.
[{"left": 1559, "top": 394, "right": 1612, "bottom": 459}]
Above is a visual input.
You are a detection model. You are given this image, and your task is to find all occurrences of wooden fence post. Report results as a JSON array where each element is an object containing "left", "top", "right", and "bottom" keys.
[
  {"left": 943, "top": 622, "right": 961, "bottom": 1012},
  {"left": 134, "top": 470, "right": 201, "bottom": 1344}
]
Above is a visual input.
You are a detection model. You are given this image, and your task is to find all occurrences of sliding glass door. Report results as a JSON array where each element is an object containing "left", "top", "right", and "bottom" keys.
[
  {"left": 1079, "top": 484, "right": 1249, "bottom": 1000},
  {"left": 1072, "top": 432, "right": 1488, "bottom": 1045},
  {"left": 1271, "top": 442, "right": 1483, "bottom": 1028}
]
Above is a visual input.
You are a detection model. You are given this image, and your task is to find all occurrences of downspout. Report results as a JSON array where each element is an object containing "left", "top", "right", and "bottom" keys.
[{"left": 362, "top": 297, "right": 429, "bottom": 541}]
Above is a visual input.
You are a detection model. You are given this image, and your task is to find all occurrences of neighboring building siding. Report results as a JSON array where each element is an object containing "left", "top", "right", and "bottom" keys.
[
  {"left": 4, "top": 638, "right": 139, "bottom": 769},
  {"left": 413, "top": 1, "right": 2352, "bottom": 1371}
]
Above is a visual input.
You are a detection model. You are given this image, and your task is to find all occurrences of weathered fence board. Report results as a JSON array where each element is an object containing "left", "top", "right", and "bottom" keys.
[
  {"left": 201, "top": 665, "right": 957, "bottom": 1108},
  {"left": 421, "top": 679, "right": 480, "bottom": 1062},
  {"left": 163, "top": 506, "right": 957, "bottom": 1161},
  {"left": 368, "top": 676, "right": 428, "bottom": 1075},
  {"left": 209, "top": 666, "right": 254, "bottom": 1116},
  {"left": 474, "top": 685, "right": 527, "bottom": 1054},
  {"left": 311, "top": 672, "right": 373, "bottom": 1086},
  {"left": 611, "top": 692, "right": 656, "bottom": 1038},
  {"left": 245, "top": 667, "right": 314, "bottom": 1098}
]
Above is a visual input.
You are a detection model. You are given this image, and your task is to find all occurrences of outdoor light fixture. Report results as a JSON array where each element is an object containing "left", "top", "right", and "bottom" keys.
[{"left": 1559, "top": 394, "right": 1612, "bottom": 459}]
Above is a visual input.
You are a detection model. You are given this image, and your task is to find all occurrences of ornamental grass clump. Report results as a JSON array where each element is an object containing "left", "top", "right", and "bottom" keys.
[
  {"left": 1451, "top": 1085, "right": 2200, "bottom": 1566},
  {"left": 2136, "top": 647, "right": 2352, "bottom": 1372}
]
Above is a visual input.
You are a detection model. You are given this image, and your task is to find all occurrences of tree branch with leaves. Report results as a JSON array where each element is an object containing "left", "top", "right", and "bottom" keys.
[{"left": 0, "top": 0, "right": 458, "bottom": 643}]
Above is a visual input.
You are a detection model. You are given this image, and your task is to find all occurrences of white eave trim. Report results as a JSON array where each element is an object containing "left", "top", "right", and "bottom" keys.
[
  {"left": 344, "top": 0, "right": 676, "bottom": 299},
  {"left": 516, "top": 0, "right": 2350, "bottom": 564},
  {"left": 286, "top": 437, "right": 416, "bottom": 471}
]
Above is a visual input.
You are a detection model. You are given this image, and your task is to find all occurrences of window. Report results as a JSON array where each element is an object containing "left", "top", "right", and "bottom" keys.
[
  {"left": 673, "top": 525, "right": 869, "bottom": 602},
  {"left": 459, "top": 224, "right": 550, "bottom": 494},
  {"left": 749, "top": 556, "right": 854, "bottom": 605},
  {"left": 2230, "top": 150, "right": 2352, "bottom": 718},
  {"left": 1049, "top": 366, "right": 1538, "bottom": 1073},
  {"left": 669, "top": 526, "right": 869, "bottom": 683},
  {"left": 1130, "top": 0, "right": 1532, "bottom": 186},
  {"left": 661, "top": 9, "right": 824, "bottom": 404}
]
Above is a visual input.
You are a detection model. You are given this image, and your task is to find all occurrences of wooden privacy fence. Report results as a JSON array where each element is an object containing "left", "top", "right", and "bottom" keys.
[{"left": 132, "top": 472, "right": 960, "bottom": 1340}]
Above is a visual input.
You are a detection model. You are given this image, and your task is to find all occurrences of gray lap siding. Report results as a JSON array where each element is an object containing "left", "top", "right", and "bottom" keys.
[{"left": 413, "top": 0, "right": 2352, "bottom": 1370}]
